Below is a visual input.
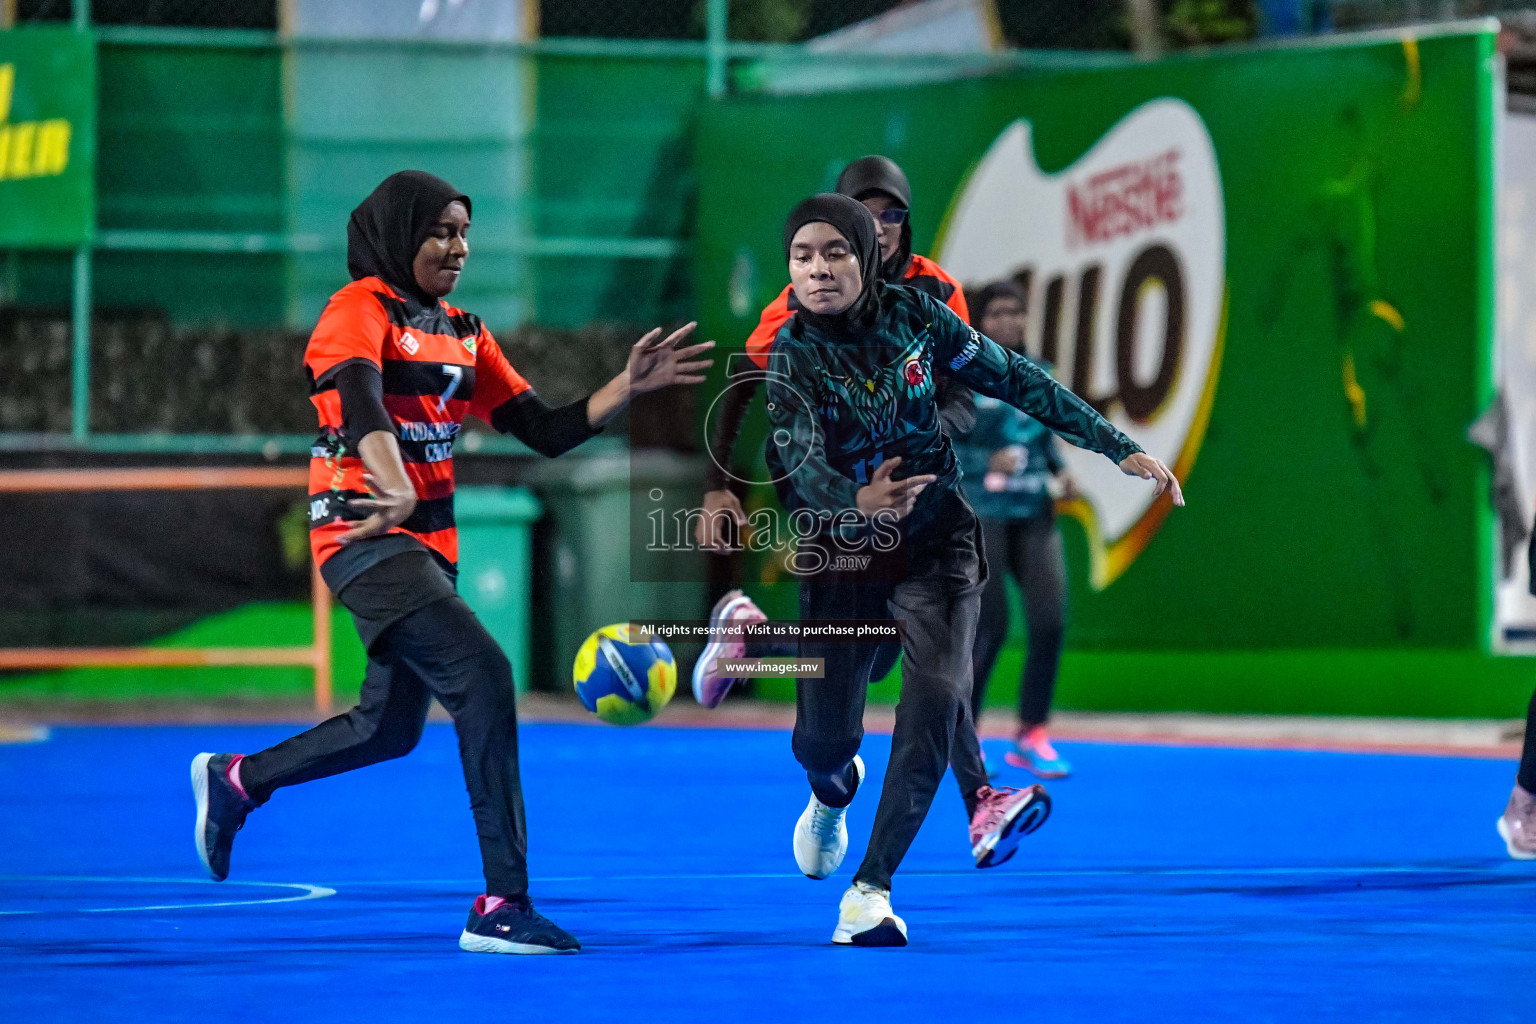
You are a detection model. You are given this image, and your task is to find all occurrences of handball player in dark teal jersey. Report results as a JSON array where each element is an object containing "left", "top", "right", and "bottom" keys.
[{"left": 761, "top": 194, "right": 1181, "bottom": 945}]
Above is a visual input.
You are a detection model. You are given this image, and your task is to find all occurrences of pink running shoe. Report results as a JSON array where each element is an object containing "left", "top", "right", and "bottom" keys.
[
  {"left": 969, "top": 784, "right": 1052, "bottom": 868},
  {"left": 1497, "top": 784, "right": 1536, "bottom": 860},
  {"left": 1003, "top": 726, "right": 1071, "bottom": 779},
  {"left": 691, "top": 589, "right": 767, "bottom": 708}
]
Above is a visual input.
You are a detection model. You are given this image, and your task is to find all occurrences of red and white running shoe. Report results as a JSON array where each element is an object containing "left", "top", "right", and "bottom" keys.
[
  {"left": 691, "top": 589, "right": 767, "bottom": 708},
  {"left": 969, "top": 784, "right": 1052, "bottom": 868}
]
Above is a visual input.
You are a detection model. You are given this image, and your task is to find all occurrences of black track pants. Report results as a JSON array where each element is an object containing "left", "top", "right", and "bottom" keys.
[
  {"left": 1519, "top": 689, "right": 1536, "bottom": 794},
  {"left": 792, "top": 500, "right": 991, "bottom": 892},
  {"left": 240, "top": 594, "right": 530, "bottom": 898}
]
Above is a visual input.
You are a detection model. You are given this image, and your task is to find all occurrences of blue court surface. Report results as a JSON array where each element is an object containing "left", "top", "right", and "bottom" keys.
[{"left": 1, "top": 722, "right": 1533, "bottom": 1023}]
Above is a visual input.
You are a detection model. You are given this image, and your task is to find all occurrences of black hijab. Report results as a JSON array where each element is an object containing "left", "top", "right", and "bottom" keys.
[
  {"left": 783, "top": 192, "right": 882, "bottom": 337},
  {"left": 836, "top": 155, "right": 913, "bottom": 282},
  {"left": 346, "top": 170, "right": 471, "bottom": 304}
]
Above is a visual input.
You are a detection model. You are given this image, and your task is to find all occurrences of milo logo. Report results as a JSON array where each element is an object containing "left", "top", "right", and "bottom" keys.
[{"left": 936, "top": 98, "right": 1225, "bottom": 589}]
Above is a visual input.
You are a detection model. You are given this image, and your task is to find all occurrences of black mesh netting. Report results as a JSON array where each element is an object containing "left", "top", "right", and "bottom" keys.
[
  {"left": 15, "top": 0, "right": 277, "bottom": 29},
  {"left": 0, "top": 309, "right": 690, "bottom": 440}
]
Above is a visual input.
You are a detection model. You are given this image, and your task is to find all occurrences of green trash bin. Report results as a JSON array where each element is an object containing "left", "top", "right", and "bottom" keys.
[
  {"left": 455, "top": 486, "right": 542, "bottom": 693},
  {"left": 522, "top": 451, "right": 710, "bottom": 692}
]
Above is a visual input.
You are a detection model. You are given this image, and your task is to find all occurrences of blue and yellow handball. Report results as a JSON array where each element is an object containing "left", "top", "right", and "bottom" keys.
[{"left": 572, "top": 623, "right": 676, "bottom": 726}]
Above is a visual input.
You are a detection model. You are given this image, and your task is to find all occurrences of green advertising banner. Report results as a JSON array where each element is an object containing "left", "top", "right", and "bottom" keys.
[
  {"left": 0, "top": 26, "right": 95, "bottom": 248},
  {"left": 694, "top": 27, "right": 1508, "bottom": 714}
]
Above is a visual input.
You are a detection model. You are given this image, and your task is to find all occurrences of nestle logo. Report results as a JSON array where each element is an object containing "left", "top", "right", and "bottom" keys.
[{"left": 1067, "top": 148, "right": 1183, "bottom": 249}]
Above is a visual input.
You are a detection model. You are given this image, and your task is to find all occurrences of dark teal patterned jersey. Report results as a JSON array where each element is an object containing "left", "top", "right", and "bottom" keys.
[{"left": 763, "top": 284, "right": 1140, "bottom": 533}]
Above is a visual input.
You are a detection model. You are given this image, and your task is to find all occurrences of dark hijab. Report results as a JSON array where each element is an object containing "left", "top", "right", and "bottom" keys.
[
  {"left": 836, "top": 155, "right": 913, "bottom": 282},
  {"left": 783, "top": 192, "right": 882, "bottom": 337},
  {"left": 346, "top": 170, "right": 471, "bottom": 304}
]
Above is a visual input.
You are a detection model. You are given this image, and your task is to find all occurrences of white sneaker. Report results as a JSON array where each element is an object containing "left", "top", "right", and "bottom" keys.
[
  {"left": 793, "top": 755, "right": 865, "bottom": 879},
  {"left": 831, "top": 881, "right": 908, "bottom": 946}
]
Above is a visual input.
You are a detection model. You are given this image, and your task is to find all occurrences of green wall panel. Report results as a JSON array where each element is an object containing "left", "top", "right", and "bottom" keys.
[
  {"left": 6, "top": 41, "right": 287, "bottom": 325},
  {"left": 529, "top": 54, "right": 702, "bottom": 328},
  {"left": 284, "top": 43, "right": 536, "bottom": 330},
  {"left": 96, "top": 44, "right": 284, "bottom": 234},
  {"left": 8, "top": 41, "right": 703, "bottom": 333},
  {"left": 94, "top": 41, "right": 286, "bottom": 326}
]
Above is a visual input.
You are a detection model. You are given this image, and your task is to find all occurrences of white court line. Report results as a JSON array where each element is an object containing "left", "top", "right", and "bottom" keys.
[
  {"left": 321, "top": 864, "right": 1535, "bottom": 886},
  {"left": 0, "top": 876, "right": 336, "bottom": 916}
]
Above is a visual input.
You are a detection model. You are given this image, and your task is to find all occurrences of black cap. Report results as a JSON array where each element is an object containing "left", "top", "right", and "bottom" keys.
[{"left": 836, "top": 155, "right": 912, "bottom": 209}]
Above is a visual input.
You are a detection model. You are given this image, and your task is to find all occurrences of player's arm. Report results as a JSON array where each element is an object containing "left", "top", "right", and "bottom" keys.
[
  {"left": 1044, "top": 432, "right": 1066, "bottom": 475},
  {"left": 473, "top": 326, "right": 605, "bottom": 456},
  {"left": 929, "top": 296, "right": 1184, "bottom": 505},
  {"left": 945, "top": 280, "right": 970, "bottom": 325},
  {"left": 697, "top": 289, "right": 794, "bottom": 551},
  {"left": 304, "top": 289, "right": 418, "bottom": 543},
  {"left": 695, "top": 375, "right": 759, "bottom": 552},
  {"left": 324, "top": 362, "right": 416, "bottom": 544},
  {"left": 476, "top": 324, "right": 713, "bottom": 458},
  {"left": 911, "top": 268, "right": 974, "bottom": 435},
  {"left": 935, "top": 377, "right": 976, "bottom": 436},
  {"left": 704, "top": 377, "right": 760, "bottom": 492},
  {"left": 935, "top": 275, "right": 977, "bottom": 435},
  {"left": 587, "top": 322, "right": 713, "bottom": 425},
  {"left": 490, "top": 392, "right": 598, "bottom": 458},
  {"left": 910, "top": 256, "right": 971, "bottom": 325}
]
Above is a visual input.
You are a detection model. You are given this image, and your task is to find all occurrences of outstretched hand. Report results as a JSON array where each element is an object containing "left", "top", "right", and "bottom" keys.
[
  {"left": 587, "top": 322, "right": 717, "bottom": 428},
  {"left": 626, "top": 322, "right": 715, "bottom": 396},
  {"left": 1119, "top": 452, "right": 1185, "bottom": 506}
]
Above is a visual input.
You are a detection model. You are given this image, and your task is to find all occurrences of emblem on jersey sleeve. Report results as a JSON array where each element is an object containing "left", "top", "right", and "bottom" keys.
[
  {"left": 903, "top": 355, "right": 927, "bottom": 390},
  {"left": 462, "top": 335, "right": 478, "bottom": 356},
  {"left": 398, "top": 332, "right": 421, "bottom": 355}
]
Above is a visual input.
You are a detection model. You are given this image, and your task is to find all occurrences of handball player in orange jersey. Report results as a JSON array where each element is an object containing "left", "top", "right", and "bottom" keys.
[{"left": 188, "top": 171, "right": 712, "bottom": 954}]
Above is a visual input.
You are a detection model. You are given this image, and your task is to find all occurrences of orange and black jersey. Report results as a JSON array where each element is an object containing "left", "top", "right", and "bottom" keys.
[
  {"left": 305, "top": 276, "right": 595, "bottom": 586},
  {"left": 743, "top": 254, "right": 969, "bottom": 370}
]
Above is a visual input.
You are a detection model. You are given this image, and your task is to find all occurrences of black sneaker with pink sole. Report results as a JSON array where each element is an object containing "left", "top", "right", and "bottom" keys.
[
  {"left": 459, "top": 895, "right": 581, "bottom": 954},
  {"left": 190, "top": 752, "right": 255, "bottom": 882}
]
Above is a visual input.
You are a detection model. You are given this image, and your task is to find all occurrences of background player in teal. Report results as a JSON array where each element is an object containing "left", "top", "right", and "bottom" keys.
[
  {"left": 764, "top": 194, "right": 1182, "bottom": 946},
  {"left": 956, "top": 281, "right": 1077, "bottom": 779}
]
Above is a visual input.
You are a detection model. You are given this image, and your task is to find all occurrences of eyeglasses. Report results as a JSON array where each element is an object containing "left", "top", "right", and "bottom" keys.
[{"left": 876, "top": 208, "right": 908, "bottom": 226}]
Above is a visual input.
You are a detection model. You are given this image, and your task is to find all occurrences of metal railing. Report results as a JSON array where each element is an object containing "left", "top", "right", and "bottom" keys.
[{"left": 0, "top": 466, "right": 333, "bottom": 712}]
